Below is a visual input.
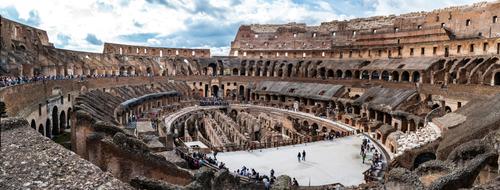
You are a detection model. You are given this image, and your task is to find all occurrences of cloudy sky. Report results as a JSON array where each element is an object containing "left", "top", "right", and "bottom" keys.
[{"left": 0, "top": 0, "right": 492, "bottom": 55}]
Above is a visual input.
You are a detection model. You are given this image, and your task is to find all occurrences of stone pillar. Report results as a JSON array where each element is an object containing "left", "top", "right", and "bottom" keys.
[{"left": 72, "top": 111, "right": 94, "bottom": 160}]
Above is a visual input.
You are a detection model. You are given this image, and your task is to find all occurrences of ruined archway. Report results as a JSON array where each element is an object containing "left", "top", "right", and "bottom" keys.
[
  {"left": 336, "top": 70, "right": 343, "bottom": 78},
  {"left": 327, "top": 69, "right": 334, "bottom": 78},
  {"left": 52, "top": 106, "right": 59, "bottom": 137},
  {"left": 318, "top": 67, "right": 326, "bottom": 78},
  {"left": 212, "top": 85, "right": 219, "bottom": 97},
  {"left": 412, "top": 71, "right": 421, "bottom": 83},
  {"left": 286, "top": 64, "right": 293, "bottom": 77},
  {"left": 59, "top": 111, "right": 66, "bottom": 133},
  {"left": 45, "top": 119, "right": 51, "bottom": 138},
  {"left": 392, "top": 71, "right": 400, "bottom": 82},
  {"left": 31, "top": 119, "right": 36, "bottom": 129},
  {"left": 381, "top": 71, "right": 390, "bottom": 81},
  {"left": 38, "top": 124, "right": 45, "bottom": 135},
  {"left": 361, "top": 70, "right": 369, "bottom": 79},
  {"left": 345, "top": 70, "right": 353, "bottom": 78},
  {"left": 413, "top": 152, "right": 437, "bottom": 169},
  {"left": 402, "top": 71, "right": 410, "bottom": 82},
  {"left": 239, "top": 85, "right": 245, "bottom": 98},
  {"left": 208, "top": 63, "right": 217, "bottom": 76},
  {"left": 371, "top": 71, "right": 380, "bottom": 80},
  {"left": 494, "top": 72, "right": 500, "bottom": 85}
]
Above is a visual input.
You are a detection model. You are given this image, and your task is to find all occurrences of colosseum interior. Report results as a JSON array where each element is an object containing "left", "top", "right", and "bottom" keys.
[{"left": 1, "top": 1, "right": 500, "bottom": 190}]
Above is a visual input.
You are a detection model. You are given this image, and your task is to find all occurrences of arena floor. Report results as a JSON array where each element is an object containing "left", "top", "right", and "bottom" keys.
[{"left": 214, "top": 135, "right": 371, "bottom": 186}]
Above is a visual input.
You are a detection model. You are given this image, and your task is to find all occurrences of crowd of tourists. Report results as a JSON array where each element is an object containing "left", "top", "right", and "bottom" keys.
[
  {"left": 185, "top": 150, "right": 277, "bottom": 189},
  {"left": 0, "top": 73, "right": 152, "bottom": 88},
  {"left": 199, "top": 97, "right": 228, "bottom": 106},
  {"left": 360, "top": 138, "right": 384, "bottom": 180},
  {"left": 0, "top": 75, "right": 76, "bottom": 87},
  {"left": 324, "top": 131, "right": 346, "bottom": 140},
  {"left": 233, "top": 166, "right": 276, "bottom": 189}
]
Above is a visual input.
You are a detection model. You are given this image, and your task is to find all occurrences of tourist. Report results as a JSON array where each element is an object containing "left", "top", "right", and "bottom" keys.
[
  {"left": 297, "top": 152, "right": 301, "bottom": 162},
  {"left": 263, "top": 177, "right": 270, "bottom": 190},
  {"left": 292, "top": 178, "right": 299, "bottom": 186},
  {"left": 362, "top": 151, "right": 366, "bottom": 164},
  {"left": 302, "top": 150, "right": 306, "bottom": 161},
  {"left": 270, "top": 169, "right": 275, "bottom": 178}
]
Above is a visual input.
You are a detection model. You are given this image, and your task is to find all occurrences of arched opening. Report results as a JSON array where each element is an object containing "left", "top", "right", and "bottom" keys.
[
  {"left": 412, "top": 71, "right": 421, "bottom": 83},
  {"left": 146, "top": 67, "right": 152, "bottom": 76},
  {"left": 119, "top": 66, "right": 126, "bottom": 76},
  {"left": 51, "top": 106, "right": 59, "bottom": 137},
  {"left": 45, "top": 119, "right": 51, "bottom": 138},
  {"left": 392, "top": 71, "right": 399, "bottom": 82},
  {"left": 232, "top": 68, "right": 239, "bottom": 76},
  {"left": 336, "top": 70, "right": 343, "bottom": 79},
  {"left": 327, "top": 69, "right": 334, "bottom": 78},
  {"left": 318, "top": 67, "right": 326, "bottom": 78},
  {"left": 31, "top": 119, "right": 36, "bottom": 129},
  {"left": 208, "top": 63, "right": 217, "bottom": 76},
  {"left": 353, "top": 70, "right": 360, "bottom": 79},
  {"left": 239, "top": 85, "right": 245, "bottom": 98},
  {"left": 212, "top": 85, "right": 219, "bottom": 97},
  {"left": 381, "top": 71, "right": 390, "bottom": 81},
  {"left": 432, "top": 104, "right": 440, "bottom": 109},
  {"left": 286, "top": 64, "right": 293, "bottom": 77},
  {"left": 445, "top": 106, "right": 452, "bottom": 113},
  {"left": 344, "top": 70, "right": 352, "bottom": 79},
  {"left": 59, "top": 111, "right": 66, "bottom": 133},
  {"left": 494, "top": 72, "right": 500, "bottom": 85},
  {"left": 127, "top": 66, "right": 133, "bottom": 76},
  {"left": 278, "top": 69, "right": 284, "bottom": 77},
  {"left": 361, "top": 71, "right": 369, "bottom": 79},
  {"left": 38, "top": 124, "right": 44, "bottom": 135},
  {"left": 371, "top": 71, "right": 380, "bottom": 80},
  {"left": 302, "top": 121, "right": 309, "bottom": 131},
  {"left": 409, "top": 119, "right": 416, "bottom": 132},
  {"left": 401, "top": 71, "right": 410, "bottom": 82},
  {"left": 240, "top": 68, "right": 246, "bottom": 76},
  {"left": 413, "top": 152, "right": 437, "bottom": 169}
]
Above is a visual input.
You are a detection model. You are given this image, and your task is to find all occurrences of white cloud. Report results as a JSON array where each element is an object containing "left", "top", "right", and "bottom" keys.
[{"left": 0, "top": 0, "right": 493, "bottom": 55}]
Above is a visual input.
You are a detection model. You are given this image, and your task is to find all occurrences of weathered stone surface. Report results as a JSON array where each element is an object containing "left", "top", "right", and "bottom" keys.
[
  {"left": 0, "top": 118, "right": 132, "bottom": 190},
  {"left": 271, "top": 175, "right": 292, "bottom": 190}
]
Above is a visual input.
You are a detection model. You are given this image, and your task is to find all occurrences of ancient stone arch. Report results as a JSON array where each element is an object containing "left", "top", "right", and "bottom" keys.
[
  {"left": 327, "top": 69, "right": 334, "bottom": 78},
  {"left": 52, "top": 106, "right": 59, "bottom": 136},
  {"left": 336, "top": 70, "right": 343, "bottom": 78},
  {"left": 402, "top": 71, "right": 410, "bottom": 82},
  {"left": 31, "top": 119, "right": 36, "bottom": 129},
  {"left": 392, "top": 71, "right": 400, "bottom": 82},
  {"left": 413, "top": 152, "right": 436, "bottom": 169}
]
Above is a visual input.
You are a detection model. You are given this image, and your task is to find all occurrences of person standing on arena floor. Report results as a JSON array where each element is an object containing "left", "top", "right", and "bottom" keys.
[
  {"left": 302, "top": 150, "right": 306, "bottom": 161},
  {"left": 292, "top": 178, "right": 299, "bottom": 186},
  {"left": 297, "top": 152, "right": 301, "bottom": 162}
]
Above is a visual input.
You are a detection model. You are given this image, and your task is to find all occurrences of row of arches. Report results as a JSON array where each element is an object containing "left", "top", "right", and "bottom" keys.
[
  {"left": 30, "top": 106, "right": 72, "bottom": 138},
  {"left": 229, "top": 60, "right": 423, "bottom": 83}
]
